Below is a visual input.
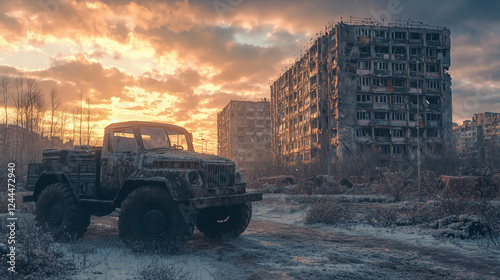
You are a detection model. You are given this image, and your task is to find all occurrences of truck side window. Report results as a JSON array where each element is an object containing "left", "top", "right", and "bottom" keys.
[{"left": 110, "top": 129, "right": 138, "bottom": 153}]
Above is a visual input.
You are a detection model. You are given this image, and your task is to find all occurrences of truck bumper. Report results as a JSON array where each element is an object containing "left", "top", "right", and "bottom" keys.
[{"left": 190, "top": 192, "right": 262, "bottom": 209}]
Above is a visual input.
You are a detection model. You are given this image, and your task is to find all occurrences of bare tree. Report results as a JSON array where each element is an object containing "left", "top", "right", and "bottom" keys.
[
  {"left": 78, "top": 90, "right": 84, "bottom": 145},
  {"left": 59, "top": 108, "right": 68, "bottom": 148},
  {"left": 1, "top": 77, "right": 9, "bottom": 126},
  {"left": 0, "top": 77, "right": 10, "bottom": 165},
  {"left": 49, "top": 88, "right": 60, "bottom": 142},
  {"left": 72, "top": 108, "right": 78, "bottom": 145},
  {"left": 13, "top": 77, "right": 46, "bottom": 175}
]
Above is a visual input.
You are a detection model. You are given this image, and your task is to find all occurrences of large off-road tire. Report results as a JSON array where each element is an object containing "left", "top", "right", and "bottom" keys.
[
  {"left": 118, "top": 185, "right": 195, "bottom": 252},
  {"left": 196, "top": 203, "right": 252, "bottom": 239},
  {"left": 36, "top": 183, "right": 91, "bottom": 240}
]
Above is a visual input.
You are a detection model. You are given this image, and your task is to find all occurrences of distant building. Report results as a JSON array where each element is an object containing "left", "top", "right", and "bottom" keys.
[
  {"left": 270, "top": 19, "right": 452, "bottom": 167},
  {"left": 453, "top": 112, "right": 500, "bottom": 154},
  {"left": 217, "top": 99, "right": 271, "bottom": 174}
]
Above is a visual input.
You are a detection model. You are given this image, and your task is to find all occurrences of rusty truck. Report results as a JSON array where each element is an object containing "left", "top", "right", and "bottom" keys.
[{"left": 24, "top": 121, "right": 262, "bottom": 250}]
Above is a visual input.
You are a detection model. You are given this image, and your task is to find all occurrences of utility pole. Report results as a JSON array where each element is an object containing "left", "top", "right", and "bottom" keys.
[{"left": 417, "top": 84, "right": 422, "bottom": 202}]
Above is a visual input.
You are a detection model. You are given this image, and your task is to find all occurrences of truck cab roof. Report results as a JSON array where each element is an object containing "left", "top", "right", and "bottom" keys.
[{"left": 105, "top": 121, "right": 189, "bottom": 134}]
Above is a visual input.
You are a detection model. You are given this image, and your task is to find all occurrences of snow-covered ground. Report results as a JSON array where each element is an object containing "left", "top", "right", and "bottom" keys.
[{"left": 4, "top": 193, "right": 500, "bottom": 279}]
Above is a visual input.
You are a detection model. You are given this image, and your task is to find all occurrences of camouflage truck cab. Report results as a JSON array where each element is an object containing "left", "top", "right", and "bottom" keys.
[{"left": 25, "top": 121, "right": 262, "bottom": 251}]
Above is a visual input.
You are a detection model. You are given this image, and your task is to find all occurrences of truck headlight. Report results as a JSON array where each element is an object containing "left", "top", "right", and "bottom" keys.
[
  {"left": 235, "top": 170, "right": 245, "bottom": 185},
  {"left": 188, "top": 170, "right": 200, "bottom": 185}
]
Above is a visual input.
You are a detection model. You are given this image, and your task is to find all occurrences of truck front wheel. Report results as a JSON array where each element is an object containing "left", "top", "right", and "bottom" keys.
[
  {"left": 196, "top": 203, "right": 252, "bottom": 239},
  {"left": 36, "top": 183, "right": 91, "bottom": 240},
  {"left": 118, "top": 185, "right": 195, "bottom": 252}
]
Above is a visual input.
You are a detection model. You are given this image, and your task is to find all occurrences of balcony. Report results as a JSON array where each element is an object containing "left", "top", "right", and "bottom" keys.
[
  {"left": 356, "top": 136, "right": 373, "bottom": 143},
  {"left": 391, "top": 120, "right": 407, "bottom": 127},
  {"left": 391, "top": 137, "right": 406, "bottom": 143},
  {"left": 357, "top": 119, "right": 370, "bottom": 126},
  {"left": 375, "top": 136, "right": 390, "bottom": 142},
  {"left": 374, "top": 103, "right": 389, "bottom": 110}
]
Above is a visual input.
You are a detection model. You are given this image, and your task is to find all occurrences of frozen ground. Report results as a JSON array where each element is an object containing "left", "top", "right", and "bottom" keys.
[{"left": 4, "top": 193, "right": 500, "bottom": 280}]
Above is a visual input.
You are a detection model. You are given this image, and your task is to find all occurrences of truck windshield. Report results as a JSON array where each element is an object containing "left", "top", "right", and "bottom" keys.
[
  {"left": 140, "top": 127, "right": 170, "bottom": 150},
  {"left": 140, "top": 127, "right": 190, "bottom": 151}
]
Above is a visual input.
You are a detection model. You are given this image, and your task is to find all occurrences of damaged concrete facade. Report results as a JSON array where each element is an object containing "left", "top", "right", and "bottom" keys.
[
  {"left": 217, "top": 100, "right": 272, "bottom": 174},
  {"left": 270, "top": 20, "right": 452, "bottom": 166}
]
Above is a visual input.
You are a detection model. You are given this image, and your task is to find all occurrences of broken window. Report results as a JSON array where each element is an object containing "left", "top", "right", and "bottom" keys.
[
  {"left": 410, "top": 80, "right": 424, "bottom": 89},
  {"left": 392, "top": 79, "right": 406, "bottom": 87},
  {"left": 409, "top": 32, "right": 422, "bottom": 40},
  {"left": 392, "top": 63, "right": 405, "bottom": 71},
  {"left": 310, "top": 104, "right": 318, "bottom": 114},
  {"left": 426, "top": 96, "right": 441, "bottom": 105},
  {"left": 426, "top": 114, "right": 442, "bottom": 121},
  {"left": 409, "top": 48, "right": 422, "bottom": 55},
  {"left": 426, "top": 80, "right": 440, "bottom": 89},
  {"left": 392, "top": 47, "right": 406, "bottom": 55},
  {"left": 356, "top": 95, "right": 371, "bottom": 102},
  {"left": 426, "top": 64, "right": 439, "bottom": 73},
  {"left": 373, "top": 30, "right": 388, "bottom": 38},
  {"left": 426, "top": 48, "right": 437, "bottom": 57},
  {"left": 374, "top": 46, "right": 390, "bottom": 54},
  {"left": 393, "top": 145, "right": 406, "bottom": 154},
  {"left": 393, "top": 129, "right": 404, "bottom": 137},
  {"left": 427, "top": 129, "right": 439, "bottom": 137},
  {"left": 392, "top": 112, "right": 406, "bottom": 121},
  {"left": 374, "top": 112, "right": 389, "bottom": 120},
  {"left": 375, "top": 62, "right": 388, "bottom": 70},
  {"left": 357, "top": 128, "right": 372, "bottom": 137},
  {"left": 379, "top": 145, "right": 391, "bottom": 154},
  {"left": 392, "top": 31, "right": 406, "bottom": 40},
  {"left": 373, "top": 78, "right": 388, "bottom": 86},
  {"left": 375, "top": 128, "right": 390, "bottom": 137},
  {"left": 409, "top": 63, "right": 422, "bottom": 72},
  {"left": 310, "top": 90, "right": 317, "bottom": 99},
  {"left": 357, "top": 60, "right": 371, "bottom": 70},
  {"left": 356, "top": 28, "right": 369, "bottom": 37},
  {"left": 426, "top": 33, "right": 440, "bottom": 41},
  {"left": 357, "top": 111, "right": 371, "bottom": 120},
  {"left": 359, "top": 46, "right": 371, "bottom": 54}
]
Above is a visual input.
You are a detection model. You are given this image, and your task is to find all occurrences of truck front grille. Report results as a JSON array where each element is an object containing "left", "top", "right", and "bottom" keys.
[{"left": 204, "top": 164, "right": 235, "bottom": 188}]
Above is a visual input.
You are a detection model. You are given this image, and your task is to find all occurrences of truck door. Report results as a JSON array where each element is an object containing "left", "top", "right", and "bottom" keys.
[{"left": 100, "top": 127, "right": 140, "bottom": 196}]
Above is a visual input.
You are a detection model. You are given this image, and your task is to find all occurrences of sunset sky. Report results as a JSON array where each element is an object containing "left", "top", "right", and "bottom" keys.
[{"left": 1, "top": 0, "right": 499, "bottom": 153}]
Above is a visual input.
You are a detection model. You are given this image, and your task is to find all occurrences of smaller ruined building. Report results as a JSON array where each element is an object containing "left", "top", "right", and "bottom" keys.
[{"left": 217, "top": 99, "right": 272, "bottom": 175}]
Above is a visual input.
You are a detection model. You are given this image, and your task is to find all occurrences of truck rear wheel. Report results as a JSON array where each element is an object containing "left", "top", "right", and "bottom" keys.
[
  {"left": 36, "top": 183, "right": 91, "bottom": 240},
  {"left": 118, "top": 185, "right": 195, "bottom": 252},
  {"left": 196, "top": 203, "right": 252, "bottom": 239}
]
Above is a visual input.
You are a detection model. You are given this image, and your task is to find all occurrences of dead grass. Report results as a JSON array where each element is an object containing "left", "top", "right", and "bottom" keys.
[{"left": 304, "top": 202, "right": 353, "bottom": 225}]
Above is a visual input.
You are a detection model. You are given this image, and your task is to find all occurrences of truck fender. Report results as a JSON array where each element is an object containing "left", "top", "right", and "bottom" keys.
[
  {"left": 113, "top": 177, "right": 183, "bottom": 208},
  {"left": 33, "top": 171, "right": 72, "bottom": 201}
]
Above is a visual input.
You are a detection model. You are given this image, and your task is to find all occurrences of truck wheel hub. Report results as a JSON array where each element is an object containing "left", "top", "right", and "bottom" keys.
[
  {"left": 141, "top": 209, "right": 168, "bottom": 236},
  {"left": 48, "top": 204, "right": 64, "bottom": 225}
]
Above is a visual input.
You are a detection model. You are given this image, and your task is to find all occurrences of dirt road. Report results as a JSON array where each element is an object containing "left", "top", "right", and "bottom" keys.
[{"left": 84, "top": 213, "right": 500, "bottom": 280}]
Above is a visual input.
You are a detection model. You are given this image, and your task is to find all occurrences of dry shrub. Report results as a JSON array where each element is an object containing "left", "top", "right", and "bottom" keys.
[
  {"left": 304, "top": 202, "right": 352, "bottom": 225},
  {"left": 0, "top": 215, "right": 75, "bottom": 280},
  {"left": 136, "top": 259, "right": 196, "bottom": 280},
  {"left": 0, "top": 191, "right": 7, "bottom": 212},
  {"left": 374, "top": 171, "right": 416, "bottom": 201}
]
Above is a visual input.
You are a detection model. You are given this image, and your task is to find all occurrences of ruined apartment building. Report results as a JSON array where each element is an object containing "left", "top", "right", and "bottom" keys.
[
  {"left": 453, "top": 112, "right": 500, "bottom": 153},
  {"left": 270, "top": 20, "right": 452, "bottom": 166},
  {"left": 217, "top": 100, "right": 271, "bottom": 174}
]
